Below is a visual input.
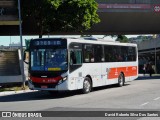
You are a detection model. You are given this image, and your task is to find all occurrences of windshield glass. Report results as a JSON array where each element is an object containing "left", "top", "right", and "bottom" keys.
[{"left": 31, "top": 49, "right": 67, "bottom": 71}]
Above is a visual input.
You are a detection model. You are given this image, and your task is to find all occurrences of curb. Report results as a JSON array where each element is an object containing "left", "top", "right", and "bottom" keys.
[{"left": 0, "top": 90, "right": 37, "bottom": 96}]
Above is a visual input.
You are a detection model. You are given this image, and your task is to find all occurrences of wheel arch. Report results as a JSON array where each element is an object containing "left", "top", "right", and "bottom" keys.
[
  {"left": 85, "top": 75, "right": 93, "bottom": 87},
  {"left": 120, "top": 71, "right": 125, "bottom": 83}
]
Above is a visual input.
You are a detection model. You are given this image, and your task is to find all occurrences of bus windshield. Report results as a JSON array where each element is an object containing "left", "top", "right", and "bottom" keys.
[{"left": 31, "top": 49, "right": 67, "bottom": 71}]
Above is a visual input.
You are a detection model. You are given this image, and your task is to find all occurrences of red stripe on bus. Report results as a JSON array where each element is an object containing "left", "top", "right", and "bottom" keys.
[
  {"left": 30, "top": 76, "right": 62, "bottom": 83},
  {"left": 108, "top": 66, "right": 137, "bottom": 79}
]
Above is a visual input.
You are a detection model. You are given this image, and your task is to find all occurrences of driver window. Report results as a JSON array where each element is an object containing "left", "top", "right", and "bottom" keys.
[{"left": 70, "top": 50, "right": 82, "bottom": 65}]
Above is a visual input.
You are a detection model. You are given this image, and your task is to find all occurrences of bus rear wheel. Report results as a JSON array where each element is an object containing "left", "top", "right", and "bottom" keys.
[
  {"left": 82, "top": 77, "right": 92, "bottom": 94},
  {"left": 118, "top": 73, "right": 124, "bottom": 87}
]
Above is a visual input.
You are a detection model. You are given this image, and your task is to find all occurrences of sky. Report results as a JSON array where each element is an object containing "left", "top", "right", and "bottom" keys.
[{"left": 0, "top": 35, "right": 143, "bottom": 46}]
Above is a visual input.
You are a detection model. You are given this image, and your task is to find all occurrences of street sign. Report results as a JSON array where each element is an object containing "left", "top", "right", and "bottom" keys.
[
  {"left": 98, "top": 4, "right": 151, "bottom": 9},
  {"left": 153, "top": 5, "right": 160, "bottom": 12}
]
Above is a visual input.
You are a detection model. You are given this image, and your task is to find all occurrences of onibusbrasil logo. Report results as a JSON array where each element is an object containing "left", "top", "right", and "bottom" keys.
[{"left": 1, "top": 112, "right": 42, "bottom": 118}]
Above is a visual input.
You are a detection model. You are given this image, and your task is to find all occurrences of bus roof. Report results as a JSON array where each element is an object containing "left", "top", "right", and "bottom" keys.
[
  {"left": 67, "top": 38, "right": 137, "bottom": 47},
  {"left": 31, "top": 37, "right": 137, "bottom": 47}
]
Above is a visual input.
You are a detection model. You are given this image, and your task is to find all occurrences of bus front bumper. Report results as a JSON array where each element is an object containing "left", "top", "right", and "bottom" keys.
[{"left": 28, "top": 79, "right": 68, "bottom": 91}]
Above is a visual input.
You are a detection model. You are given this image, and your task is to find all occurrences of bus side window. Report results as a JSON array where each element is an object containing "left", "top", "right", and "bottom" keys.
[
  {"left": 70, "top": 51, "right": 76, "bottom": 64},
  {"left": 84, "top": 45, "right": 94, "bottom": 63},
  {"left": 70, "top": 50, "right": 82, "bottom": 65},
  {"left": 94, "top": 45, "right": 103, "bottom": 62}
]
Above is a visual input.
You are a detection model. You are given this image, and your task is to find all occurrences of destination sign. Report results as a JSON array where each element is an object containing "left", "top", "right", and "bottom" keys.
[
  {"left": 31, "top": 39, "right": 66, "bottom": 46},
  {"left": 30, "top": 39, "right": 67, "bottom": 49},
  {"left": 33, "top": 40, "right": 62, "bottom": 46}
]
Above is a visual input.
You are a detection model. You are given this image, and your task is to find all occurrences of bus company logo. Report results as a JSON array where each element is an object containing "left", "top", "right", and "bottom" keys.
[
  {"left": 154, "top": 5, "right": 160, "bottom": 12},
  {"left": 2, "top": 112, "right": 11, "bottom": 117},
  {"left": 132, "top": 67, "right": 136, "bottom": 70},
  {"left": 1, "top": 112, "right": 42, "bottom": 118}
]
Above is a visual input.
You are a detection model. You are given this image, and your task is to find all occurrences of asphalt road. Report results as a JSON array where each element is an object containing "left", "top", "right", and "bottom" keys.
[{"left": 0, "top": 76, "right": 160, "bottom": 120}]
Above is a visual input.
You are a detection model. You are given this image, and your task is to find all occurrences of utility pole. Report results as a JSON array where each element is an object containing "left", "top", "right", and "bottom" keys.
[
  {"left": 155, "top": 38, "right": 157, "bottom": 74},
  {"left": 18, "top": 0, "right": 25, "bottom": 89}
]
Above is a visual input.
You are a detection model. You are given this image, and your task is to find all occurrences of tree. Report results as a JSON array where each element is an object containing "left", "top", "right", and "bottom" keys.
[
  {"left": 22, "top": 0, "right": 61, "bottom": 38},
  {"left": 116, "top": 35, "right": 129, "bottom": 43},
  {"left": 22, "top": 0, "right": 100, "bottom": 38},
  {"left": 55, "top": 0, "right": 100, "bottom": 32}
]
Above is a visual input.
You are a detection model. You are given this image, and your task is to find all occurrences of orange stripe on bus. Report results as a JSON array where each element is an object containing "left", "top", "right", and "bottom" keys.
[{"left": 108, "top": 66, "right": 137, "bottom": 79}]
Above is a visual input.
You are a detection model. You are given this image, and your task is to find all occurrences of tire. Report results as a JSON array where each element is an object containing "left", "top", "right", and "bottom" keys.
[
  {"left": 118, "top": 73, "right": 124, "bottom": 87},
  {"left": 82, "top": 77, "right": 92, "bottom": 94}
]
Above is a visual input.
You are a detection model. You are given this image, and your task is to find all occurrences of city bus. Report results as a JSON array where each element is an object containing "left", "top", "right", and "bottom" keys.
[{"left": 27, "top": 38, "right": 138, "bottom": 94}]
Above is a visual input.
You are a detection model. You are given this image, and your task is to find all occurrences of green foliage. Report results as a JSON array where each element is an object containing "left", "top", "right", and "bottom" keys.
[
  {"left": 116, "top": 35, "right": 129, "bottom": 43},
  {"left": 22, "top": 0, "right": 57, "bottom": 38},
  {"left": 22, "top": 0, "right": 100, "bottom": 38},
  {"left": 48, "top": 0, "right": 61, "bottom": 9},
  {"left": 56, "top": 0, "right": 100, "bottom": 32}
]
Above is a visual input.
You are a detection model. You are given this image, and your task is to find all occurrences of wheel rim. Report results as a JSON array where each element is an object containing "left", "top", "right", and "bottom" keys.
[{"left": 84, "top": 80, "right": 91, "bottom": 92}]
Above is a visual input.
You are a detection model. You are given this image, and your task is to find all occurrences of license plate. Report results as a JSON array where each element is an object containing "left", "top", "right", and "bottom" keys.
[{"left": 41, "top": 86, "right": 47, "bottom": 88}]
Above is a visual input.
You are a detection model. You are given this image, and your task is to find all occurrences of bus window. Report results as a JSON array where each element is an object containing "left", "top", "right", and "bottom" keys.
[
  {"left": 31, "top": 49, "right": 68, "bottom": 71},
  {"left": 84, "top": 45, "right": 94, "bottom": 63},
  {"left": 69, "top": 49, "right": 82, "bottom": 73},
  {"left": 70, "top": 50, "right": 82, "bottom": 65},
  {"left": 121, "top": 46, "right": 128, "bottom": 61},
  {"left": 94, "top": 45, "right": 103, "bottom": 62},
  {"left": 104, "top": 45, "right": 113, "bottom": 62},
  {"left": 128, "top": 47, "right": 136, "bottom": 61}
]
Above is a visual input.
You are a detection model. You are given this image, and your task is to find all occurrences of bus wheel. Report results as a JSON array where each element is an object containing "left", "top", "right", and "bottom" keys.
[
  {"left": 118, "top": 73, "right": 124, "bottom": 87},
  {"left": 82, "top": 77, "right": 92, "bottom": 94}
]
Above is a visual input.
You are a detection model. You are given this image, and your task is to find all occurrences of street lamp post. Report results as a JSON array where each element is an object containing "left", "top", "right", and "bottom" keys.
[
  {"left": 155, "top": 38, "right": 157, "bottom": 74},
  {"left": 18, "top": 0, "right": 25, "bottom": 88}
]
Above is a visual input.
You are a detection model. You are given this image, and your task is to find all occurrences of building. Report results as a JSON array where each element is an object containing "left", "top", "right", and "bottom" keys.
[
  {"left": 138, "top": 37, "right": 160, "bottom": 74},
  {"left": 129, "top": 35, "right": 153, "bottom": 44}
]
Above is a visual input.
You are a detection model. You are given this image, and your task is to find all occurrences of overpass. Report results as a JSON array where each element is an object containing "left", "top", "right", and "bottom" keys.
[{"left": 0, "top": 0, "right": 160, "bottom": 35}]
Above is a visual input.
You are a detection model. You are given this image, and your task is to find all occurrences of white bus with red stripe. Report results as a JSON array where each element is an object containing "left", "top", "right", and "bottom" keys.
[{"left": 28, "top": 38, "right": 138, "bottom": 93}]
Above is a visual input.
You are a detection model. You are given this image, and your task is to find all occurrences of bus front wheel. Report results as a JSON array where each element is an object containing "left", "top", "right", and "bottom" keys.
[
  {"left": 82, "top": 77, "right": 92, "bottom": 94},
  {"left": 118, "top": 73, "right": 124, "bottom": 87}
]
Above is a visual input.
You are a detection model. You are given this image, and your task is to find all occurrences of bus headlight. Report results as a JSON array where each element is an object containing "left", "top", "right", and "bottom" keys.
[{"left": 62, "top": 77, "right": 67, "bottom": 81}]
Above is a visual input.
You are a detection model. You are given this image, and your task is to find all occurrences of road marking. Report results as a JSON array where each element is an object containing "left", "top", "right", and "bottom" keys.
[
  {"left": 154, "top": 97, "right": 160, "bottom": 101},
  {"left": 140, "top": 102, "right": 149, "bottom": 106}
]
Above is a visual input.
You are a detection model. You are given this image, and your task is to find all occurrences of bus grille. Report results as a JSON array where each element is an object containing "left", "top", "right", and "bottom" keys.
[{"left": 32, "top": 82, "right": 57, "bottom": 88}]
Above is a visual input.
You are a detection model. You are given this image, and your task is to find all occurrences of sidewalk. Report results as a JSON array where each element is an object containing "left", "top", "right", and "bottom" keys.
[
  {"left": 0, "top": 89, "right": 37, "bottom": 97},
  {"left": 137, "top": 74, "right": 160, "bottom": 80}
]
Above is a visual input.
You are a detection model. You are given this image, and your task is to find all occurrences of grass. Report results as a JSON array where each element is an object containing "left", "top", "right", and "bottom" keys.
[{"left": 0, "top": 85, "right": 29, "bottom": 92}]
